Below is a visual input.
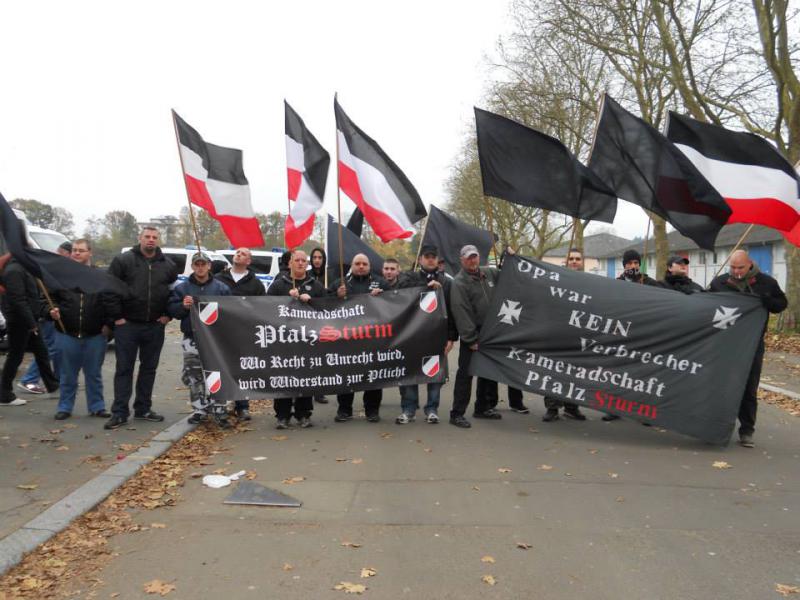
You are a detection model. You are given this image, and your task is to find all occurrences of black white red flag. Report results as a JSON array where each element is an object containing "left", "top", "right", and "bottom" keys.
[
  {"left": 667, "top": 112, "right": 800, "bottom": 237},
  {"left": 334, "top": 97, "right": 427, "bottom": 242},
  {"left": 588, "top": 95, "right": 731, "bottom": 250},
  {"left": 285, "top": 101, "right": 330, "bottom": 248},
  {"left": 172, "top": 110, "right": 264, "bottom": 248}
]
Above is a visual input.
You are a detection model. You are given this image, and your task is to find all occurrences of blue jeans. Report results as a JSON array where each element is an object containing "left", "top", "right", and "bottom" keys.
[
  {"left": 21, "top": 320, "right": 61, "bottom": 385},
  {"left": 399, "top": 383, "right": 442, "bottom": 415},
  {"left": 55, "top": 332, "right": 106, "bottom": 414}
]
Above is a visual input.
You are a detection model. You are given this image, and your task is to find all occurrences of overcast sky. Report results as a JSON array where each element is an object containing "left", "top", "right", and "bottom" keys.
[{"left": 0, "top": 0, "right": 649, "bottom": 243}]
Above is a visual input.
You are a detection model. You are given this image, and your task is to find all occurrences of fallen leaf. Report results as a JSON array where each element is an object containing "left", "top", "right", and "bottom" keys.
[
  {"left": 334, "top": 581, "right": 367, "bottom": 594},
  {"left": 252, "top": 456, "right": 268, "bottom": 461},
  {"left": 150, "top": 523, "right": 167, "bottom": 529},
  {"left": 481, "top": 555, "right": 495, "bottom": 563},
  {"left": 340, "top": 541, "right": 362, "bottom": 549},
  {"left": 49, "top": 428, "right": 64, "bottom": 434},
  {"left": 282, "top": 476, "right": 305, "bottom": 484},
  {"left": 360, "top": 567, "right": 377, "bottom": 578},
  {"left": 380, "top": 432, "right": 392, "bottom": 439},
  {"left": 538, "top": 464, "right": 553, "bottom": 471},
  {"left": 424, "top": 448, "right": 432, "bottom": 453},
  {"left": 63, "top": 423, "right": 77, "bottom": 429},
  {"left": 588, "top": 449, "right": 599, "bottom": 454},
  {"left": 190, "top": 472, "right": 203, "bottom": 479},
  {"left": 17, "top": 484, "right": 38, "bottom": 490},
  {"left": 608, "top": 472, "right": 619, "bottom": 479},
  {"left": 472, "top": 486, "right": 481, "bottom": 491},
  {"left": 616, "top": 496, "right": 625, "bottom": 503},
  {"left": 245, "top": 470, "right": 257, "bottom": 480},
  {"left": 351, "top": 458, "right": 363, "bottom": 464},
  {"left": 335, "top": 457, "right": 348, "bottom": 462},
  {"left": 119, "top": 444, "right": 137, "bottom": 452},
  {"left": 528, "top": 427, "right": 539, "bottom": 433},
  {"left": 55, "top": 445, "right": 70, "bottom": 451},
  {"left": 776, "top": 583, "right": 800, "bottom": 596},
  {"left": 271, "top": 435, "right": 288, "bottom": 442},
  {"left": 481, "top": 574, "right": 497, "bottom": 586},
  {"left": 17, "top": 442, "right": 29, "bottom": 448},
  {"left": 282, "top": 563, "right": 294, "bottom": 571},
  {"left": 143, "top": 579, "right": 176, "bottom": 596},
  {"left": 498, "top": 468, "right": 512, "bottom": 474},
  {"left": 712, "top": 461, "right": 732, "bottom": 470},
  {"left": 516, "top": 542, "right": 532, "bottom": 550}
]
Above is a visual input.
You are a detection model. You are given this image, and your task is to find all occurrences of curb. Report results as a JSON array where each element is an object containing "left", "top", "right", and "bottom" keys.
[
  {"left": 760, "top": 383, "right": 800, "bottom": 401},
  {"left": 0, "top": 416, "right": 196, "bottom": 576}
]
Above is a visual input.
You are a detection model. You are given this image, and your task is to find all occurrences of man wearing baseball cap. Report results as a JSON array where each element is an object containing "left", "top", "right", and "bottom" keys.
[
  {"left": 167, "top": 251, "right": 232, "bottom": 427},
  {"left": 659, "top": 255, "right": 703, "bottom": 294}
]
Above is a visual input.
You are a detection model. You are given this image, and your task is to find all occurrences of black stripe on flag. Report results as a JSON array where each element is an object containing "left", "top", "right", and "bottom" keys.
[
  {"left": 667, "top": 112, "right": 799, "bottom": 179},
  {"left": 173, "top": 110, "right": 248, "bottom": 185}
]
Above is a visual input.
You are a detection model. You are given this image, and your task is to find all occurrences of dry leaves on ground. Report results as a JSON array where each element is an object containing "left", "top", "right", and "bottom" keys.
[
  {"left": 16, "top": 484, "right": 38, "bottom": 490},
  {"left": 760, "top": 390, "right": 800, "bottom": 417},
  {"left": 282, "top": 476, "right": 305, "bottom": 484},
  {"left": 482, "top": 575, "right": 497, "bottom": 586},
  {"left": 334, "top": 581, "right": 367, "bottom": 594},
  {"left": 481, "top": 556, "right": 495, "bottom": 563},
  {"left": 776, "top": 583, "right": 800, "bottom": 596},
  {"left": 516, "top": 542, "right": 532, "bottom": 550},
  {"left": 282, "top": 563, "right": 294, "bottom": 571},
  {"left": 379, "top": 432, "right": 392, "bottom": 439},
  {"left": 340, "top": 541, "right": 362, "bottom": 549},
  {"left": 538, "top": 465, "right": 554, "bottom": 471},
  {"left": 712, "top": 461, "right": 733, "bottom": 470},
  {"left": 143, "top": 579, "right": 176, "bottom": 596},
  {"left": 765, "top": 333, "right": 800, "bottom": 354},
  {"left": 498, "top": 468, "right": 512, "bottom": 474},
  {"left": 271, "top": 435, "right": 288, "bottom": 441},
  {"left": 351, "top": 458, "right": 363, "bottom": 464},
  {"left": 360, "top": 567, "right": 377, "bottom": 578}
]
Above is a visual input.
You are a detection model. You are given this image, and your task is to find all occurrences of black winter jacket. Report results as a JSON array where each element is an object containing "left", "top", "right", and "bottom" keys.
[
  {"left": 328, "top": 273, "right": 388, "bottom": 296},
  {"left": 267, "top": 273, "right": 326, "bottom": 298},
  {"left": 108, "top": 246, "right": 178, "bottom": 323},
  {"left": 48, "top": 281, "right": 115, "bottom": 338},
  {"left": 216, "top": 268, "right": 266, "bottom": 296},
  {"left": 659, "top": 274, "right": 704, "bottom": 294},
  {"left": 709, "top": 272, "right": 788, "bottom": 314},
  {"left": 1, "top": 260, "right": 42, "bottom": 329}
]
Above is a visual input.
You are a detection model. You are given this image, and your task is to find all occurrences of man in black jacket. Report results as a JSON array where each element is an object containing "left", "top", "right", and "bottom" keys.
[
  {"left": 47, "top": 239, "right": 113, "bottom": 420},
  {"left": 105, "top": 227, "right": 178, "bottom": 429},
  {"left": 216, "top": 247, "right": 266, "bottom": 419},
  {"left": 267, "top": 250, "right": 326, "bottom": 428},
  {"left": 329, "top": 253, "right": 388, "bottom": 422},
  {"left": 659, "top": 255, "right": 703, "bottom": 294},
  {"left": 710, "top": 249, "right": 787, "bottom": 448},
  {"left": 395, "top": 245, "right": 456, "bottom": 424},
  {"left": 617, "top": 249, "right": 659, "bottom": 286},
  {"left": 0, "top": 259, "right": 59, "bottom": 405}
]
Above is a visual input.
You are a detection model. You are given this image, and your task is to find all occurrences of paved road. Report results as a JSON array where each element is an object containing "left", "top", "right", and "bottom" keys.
[
  {"left": 69, "top": 348, "right": 800, "bottom": 600},
  {"left": 0, "top": 324, "right": 190, "bottom": 540}
]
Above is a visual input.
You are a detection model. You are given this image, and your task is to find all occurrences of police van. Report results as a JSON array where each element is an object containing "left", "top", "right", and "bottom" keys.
[
  {"left": 214, "top": 248, "right": 283, "bottom": 291},
  {"left": 120, "top": 246, "right": 231, "bottom": 287}
]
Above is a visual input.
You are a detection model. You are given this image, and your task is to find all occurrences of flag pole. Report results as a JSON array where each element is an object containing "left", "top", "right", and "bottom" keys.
[
  {"left": 171, "top": 110, "right": 203, "bottom": 253},
  {"left": 334, "top": 127, "right": 345, "bottom": 286},
  {"left": 641, "top": 215, "right": 652, "bottom": 282},
  {"left": 412, "top": 216, "right": 429, "bottom": 272},
  {"left": 711, "top": 223, "right": 755, "bottom": 280},
  {"left": 36, "top": 279, "right": 65, "bottom": 333},
  {"left": 323, "top": 213, "right": 329, "bottom": 289},
  {"left": 486, "top": 197, "right": 500, "bottom": 264}
]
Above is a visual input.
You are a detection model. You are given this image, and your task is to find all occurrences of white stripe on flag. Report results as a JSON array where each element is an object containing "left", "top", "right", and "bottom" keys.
[
  {"left": 337, "top": 130, "right": 415, "bottom": 233},
  {"left": 180, "top": 142, "right": 254, "bottom": 218},
  {"left": 676, "top": 144, "right": 800, "bottom": 211},
  {"left": 285, "top": 135, "right": 305, "bottom": 172},
  {"left": 289, "top": 177, "right": 323, "bottom": 224},
  {"left": 179, "top": 143, "right": 208, "bottom": 181}
]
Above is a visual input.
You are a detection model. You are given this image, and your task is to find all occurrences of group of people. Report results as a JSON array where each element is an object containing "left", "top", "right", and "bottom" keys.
[{"left": 0, "top": 225, "right": 788, "bottom": 448}]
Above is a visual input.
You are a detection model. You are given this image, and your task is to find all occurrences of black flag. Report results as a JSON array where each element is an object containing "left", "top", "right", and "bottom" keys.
[
  {"left": 0, "top": 192, "right": 127, "bottom": 295},
  {"left": 474, "top": 107, "right": 617, "bottom": 223},
  {"left": 346, "top": 208, "right": 365, "bottom": 237},
  {"left": 326, "top": 214, "right": 384, "bottom": 278},
  {"left": 422, "top": 205, "right": 495, "bottom": 275},
  {"left": 588, "top": 95, "right": 731, "bottom": 250}
]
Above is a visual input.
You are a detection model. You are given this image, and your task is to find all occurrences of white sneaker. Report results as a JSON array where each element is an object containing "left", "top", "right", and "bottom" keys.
[
  {"left": 1, "top": 398, "right": 27, "bottom": 406},
  {"left": 426, "top": 412, "right": 439, "bottom": 424},
  {"left": 395, "top": 413, "right": 414, "bottom": 424}
]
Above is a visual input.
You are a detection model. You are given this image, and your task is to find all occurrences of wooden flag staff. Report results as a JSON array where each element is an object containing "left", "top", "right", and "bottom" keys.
[
  {"left": 412, "top": 216, "right": 430, "bottom": 272},
  {"left": 711, "top": 223, "right": 755, "bottom": 280}
]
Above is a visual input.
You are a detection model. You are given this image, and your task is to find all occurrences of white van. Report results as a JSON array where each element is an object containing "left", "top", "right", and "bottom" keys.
[
  {"left": 120, "top": 246, "right": 231, "bottom": 287},
  {"left": 214, "top": 249, "right": 282, "bottom": 291},
  {"left": 10, "top": 209, "right": 71, "bottom": 252}
]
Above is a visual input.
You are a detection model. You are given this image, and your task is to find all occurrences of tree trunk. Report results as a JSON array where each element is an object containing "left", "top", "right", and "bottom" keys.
[{"left": 652, "top": 215, "right": 669, "bottom": 280}]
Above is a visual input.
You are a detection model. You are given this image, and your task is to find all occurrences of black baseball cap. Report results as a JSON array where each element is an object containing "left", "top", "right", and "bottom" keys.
[
  {"left": 419, "top": 244, "right": 438, "bottom": 257},
  {"left": 667, "top": 255, "right": 690, "bottom": 267}
]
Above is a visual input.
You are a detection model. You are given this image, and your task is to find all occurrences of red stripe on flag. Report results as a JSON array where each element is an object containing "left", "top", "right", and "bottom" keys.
[
  {"left": 724, "top": 197, "right": 800, "bottom": 231},
  {"left": 287, "top": 168, "right": 302, "bottom": 202},
  {"left": 185, "top": 175, "right": 263, "bottom": 247},
  {"left": 338, "top": 161, "right": 413, "bottom": 242},
  {"left": 285, "top": 213, "right": 316, "bottom": 249}
]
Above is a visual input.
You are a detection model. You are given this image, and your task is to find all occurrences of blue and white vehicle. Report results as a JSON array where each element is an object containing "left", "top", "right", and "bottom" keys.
[{"left": 214, "top": 249, "right": 282, "bottom": 291}]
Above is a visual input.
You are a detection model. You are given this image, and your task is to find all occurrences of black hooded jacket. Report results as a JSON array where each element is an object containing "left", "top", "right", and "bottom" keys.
[
  {"left": 0, "top": 259, "right": 43, "bottom": 329},
  {"left": 107, "top": 245, "right": 178, "bottom": 323},
  {"left": 659, "top": 274, "right": 704, "bottom": 294},
  {"left": 267, "top": 272, "right": 326, "bottom": 298}
]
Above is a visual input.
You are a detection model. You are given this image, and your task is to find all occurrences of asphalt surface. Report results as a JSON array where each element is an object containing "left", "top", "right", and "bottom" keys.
[
  {"left": 51, "top": 347, "right": 800, "bottom": 600},
  {"left": 0, "top": 324, "right": 191, "bottom": 540}
]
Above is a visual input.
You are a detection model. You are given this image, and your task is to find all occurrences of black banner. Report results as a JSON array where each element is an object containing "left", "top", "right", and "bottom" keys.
[
  {"left": 191, "top": 287, "right": 446, "bottom": 400},
  {"left": 470, "top": 256, "right": 767, "bottom": 444}
]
